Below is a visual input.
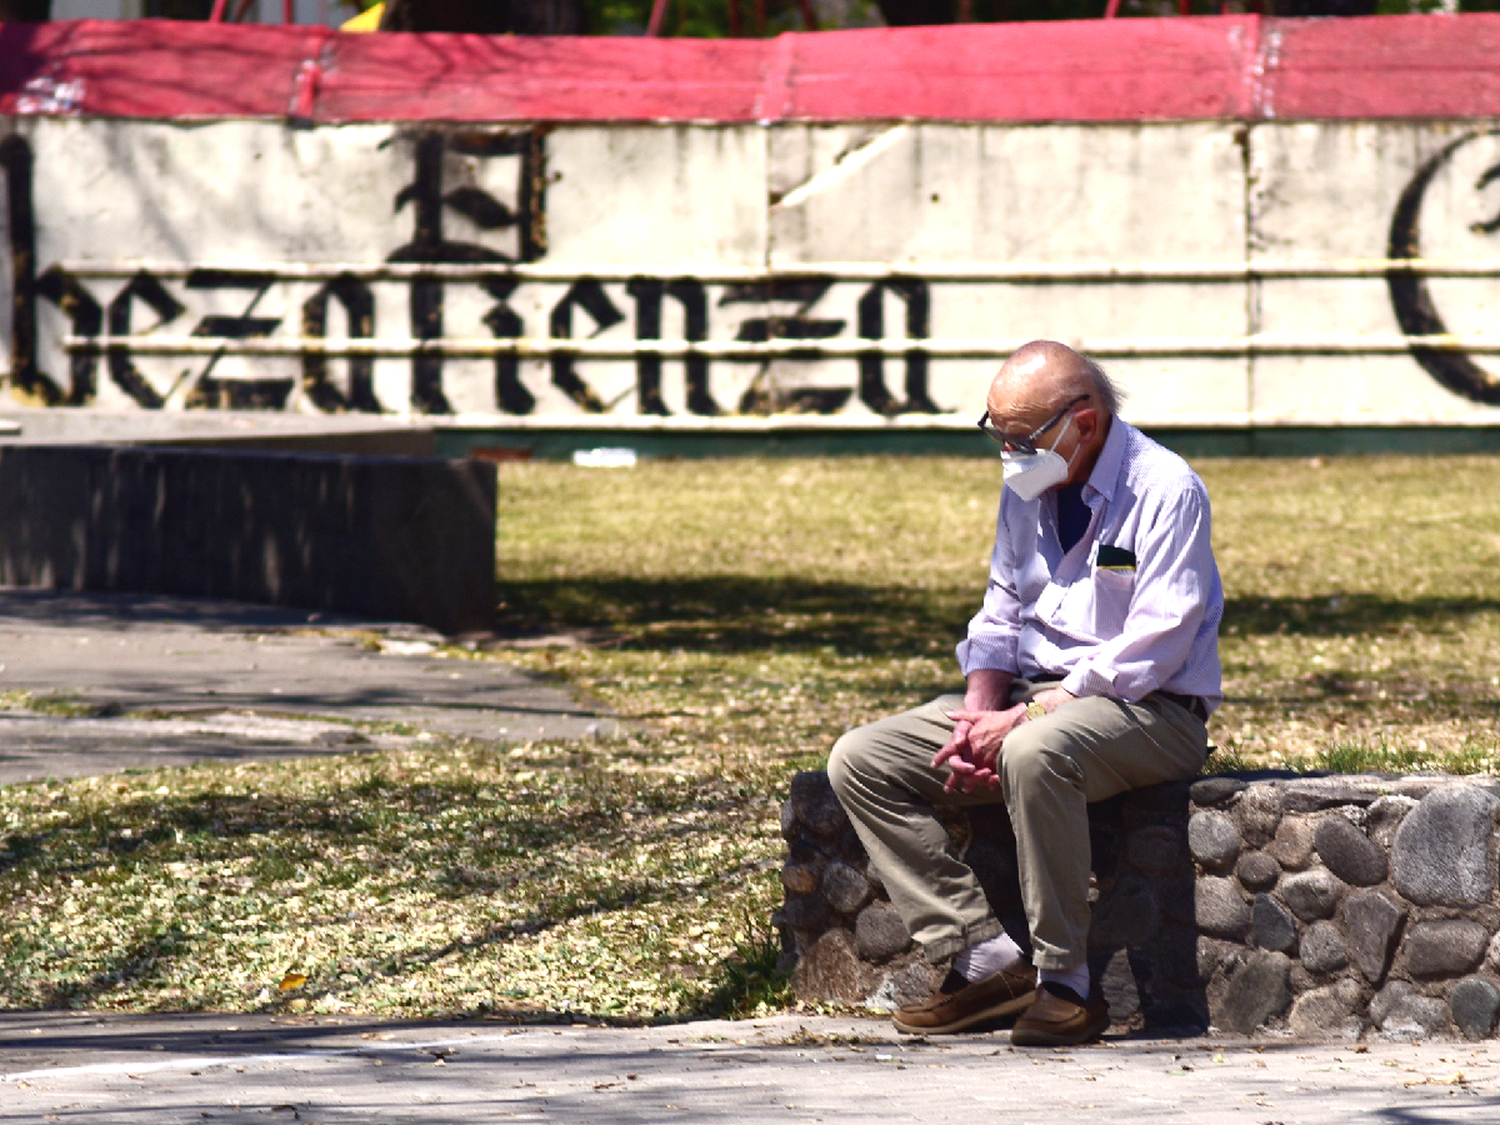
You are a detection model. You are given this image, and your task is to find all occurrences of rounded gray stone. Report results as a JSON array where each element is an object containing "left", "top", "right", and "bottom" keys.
[
  {"left": 1367, "top": 794, "right": 1418, "bottom": 849},
  {"left": 1288, "top": 978, "right": 1363, "bottom": 1039},
  {"left": 781, "top": 893, "right": 833, "bottom": 934},
  {"left": 853, "top": 900, "right": 912, "bottom": 962},
  {"left": 1217, "top": 950, "right": 1292, "bottom": 1035},
  {"left": 1300, "top": 919, "right": 1350, "bottom": 974},
  {"left": 1266, "top": 816, "right": 1317, "bottom": 871},
  {"left": 1251, "top": 893, "right": 1298, "bottom": 953},
  {"left": 1391, "top": 784, "right": 1500, "bottom": 907},
  {"left": 1315, "top": 814, "right": 1388, "bottom": 887},
  {"left": 1098, "top": 947, "right": 1142, "bottom": 1023},
  {"left": 780, "top": 798, "right": 799, "bottom": 843},
  {"left": 790, "top": 927, "right": 866, "bottom": 1004},
  {"left": 821, "top": 860, "right": 872, "bottom": 916},
  {"left": 790, "top": 770, "right": 852, "bottom": 840},
  {"left": 1342, "top": 890, "right": 1405, "bottom": 984},
  {"left": 1450, "top": 976, "right": 1500, "bottom": 1040},
  {"left": 1127, "top": 825, "right": 1190, "bottom": 877},
  {"left": 781, "top": 861, "right": 818, "bottom": 896},
  {"left": 1405, "top": 919, "right": 1490, "bottom": 978},
  {"left": 1235, "top": 785, "right": 1284, "bottom": 848},
  {"left": 1279, "top": 868, "right": 1347, "bottom": 921},
  {"left": 1091, "top": 874, "right": 1161, "bottom": 948},
  {"left": 1235, "top": 850, "right": 1281, "bottom": 893},
  {"left": 1372, "top": 980, "right": 1453, "bottom": 1040},
  {"left": 1196, "top": 876, "right": 1251, "bottom": 940},
  {"left": 1197, "top": 936, "right": 1237, "bottom": 984},
  {"left": 1188, "top": 810, "right": 1243, "bottom": 868},
  {"left": 862, "top": 959, "right": 937, "bottom": 1013},
  {"left": 1191, "top": 776, "right": 1247, "bottom": 808}
]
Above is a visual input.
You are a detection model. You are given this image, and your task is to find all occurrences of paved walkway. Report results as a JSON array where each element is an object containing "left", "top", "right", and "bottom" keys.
[
  {"left": 0, "top": 588, "right": 617, "bottom": 785},
  {"left": 4, "top": 1010, "right": 1500, "bottom": 1124}
]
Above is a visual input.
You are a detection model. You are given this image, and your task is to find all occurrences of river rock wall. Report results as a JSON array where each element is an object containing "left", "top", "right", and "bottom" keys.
[{"left": 777, "top": 769, "right": 1500, "bottom": 1040}]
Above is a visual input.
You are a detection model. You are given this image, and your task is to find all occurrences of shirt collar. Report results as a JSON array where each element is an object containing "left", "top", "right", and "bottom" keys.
[{"left": 1084, "top": 416, "right": 1128, "bottom": 503}]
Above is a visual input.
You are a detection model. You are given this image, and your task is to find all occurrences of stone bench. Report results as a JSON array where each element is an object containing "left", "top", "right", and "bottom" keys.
[{"left": 776, "top": 769, "right": 1500, "bottom": 1040}]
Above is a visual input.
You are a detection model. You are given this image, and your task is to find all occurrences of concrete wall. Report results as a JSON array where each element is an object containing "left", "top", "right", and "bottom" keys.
[
  {"left": 0, "top": 444, "right": 498, "bottom": 635},
  {"left": 2, "top": 18, "right": 1500, "bottom": 435}
]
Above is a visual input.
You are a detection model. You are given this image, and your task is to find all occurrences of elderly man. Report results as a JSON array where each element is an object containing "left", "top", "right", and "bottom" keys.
[{"left": 828, "top": 340, "right": 1222, "bottom": 1046}]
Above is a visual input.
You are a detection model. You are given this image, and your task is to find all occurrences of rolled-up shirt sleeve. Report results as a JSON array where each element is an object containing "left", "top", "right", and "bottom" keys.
[{"left": 955, "top": 508, "right": 1022, "bottom": 678}]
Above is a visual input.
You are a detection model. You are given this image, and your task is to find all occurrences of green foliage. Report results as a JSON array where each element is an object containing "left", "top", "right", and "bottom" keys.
[
  {"left": 700, "top": 905, "right": 795, "bottom": 1017},
  {"left": 583, "top": 0, "right": 864, "bottom": 36},
  {"left": 574, "top": 0, "right": 1481, "bottom": 37},
  {"left": 1298, "top": 736, "right": 1498, "bottom": 777}
]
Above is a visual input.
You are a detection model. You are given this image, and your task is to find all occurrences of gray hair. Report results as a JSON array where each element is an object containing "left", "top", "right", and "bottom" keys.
[{"left": 1081, "top": 355, "right": 1124, "bottom": 417}]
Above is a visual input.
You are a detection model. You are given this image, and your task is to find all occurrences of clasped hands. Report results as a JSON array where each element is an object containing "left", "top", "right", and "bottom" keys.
[{"left": 934, "top": 686, "right": 1074, "bottom": 794}]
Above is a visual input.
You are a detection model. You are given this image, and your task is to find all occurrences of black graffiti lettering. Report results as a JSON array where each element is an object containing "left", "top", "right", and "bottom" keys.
[
  {"left": 480, "top": 274, "right": 534, "bottom": 415},
  {"left": 3, "top": 124, "right": 972, "bottom": 421},
  {"left": 2, "top": 135, "right": 66, "bottom": 404},
  {"left": 391, "top": 133, "right": 513, "bottom": 266},
  {"left": 302, "top": 273, "right": 379, "bottom": 413},
  {"left": 723, "top": 277, "right": 844, "bottom": 351},
  {"left": 734, "top": 317, "right": 843, "bottom": 343},
  {"left": 392, "top": 132, "right": 503, "bottom": 414},
  {"left": 1388, "top": 130, "right": 1500, "bottom": 406},
  {"left": 182, "top": 269, "right": 293, "bottom": 410},
  {"left": 858, "top": 279, "right": 937, "bottom": 415},
  {"left": 626, "top": 278, "right": 716, "bottom": 416},
  {"left": 720, "top": 277, "right": 851, "bottom": 413},
  {"left": 407, "top": 276, "right": 451, "bottom": 414},
  {"left": 106, "top": 271, "right": 185, "bottom": 408},
  {"left": 31, "top": 266, "right": 103, "bottom": 406},
  {"left": 187, "top": 270, "right": 281, "bottom": 337},
  {"left": 388, "top": 129, "right": 547, "bottom": 414},
  {"left": 1471, "top": 161, "right": 1500, "bottom": 235},
  {"left": 391, "top": 133, "right": 447, "bottom": 260},
  {"left": 448, "top": 129, "right": 549, "bottom": 264},
  {"left": 549, "top": 279, "right": 622, "bottom": 412}
]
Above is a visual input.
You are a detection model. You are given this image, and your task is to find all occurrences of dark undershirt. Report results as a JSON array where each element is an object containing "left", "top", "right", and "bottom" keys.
[{"left": 1057, "top": 481, "right": 1090, "bottom": 555}]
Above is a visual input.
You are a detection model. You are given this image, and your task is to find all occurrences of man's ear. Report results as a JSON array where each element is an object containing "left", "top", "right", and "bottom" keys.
[{"left": 1073, "top": 406, "right": 1100, "bottom": 445}]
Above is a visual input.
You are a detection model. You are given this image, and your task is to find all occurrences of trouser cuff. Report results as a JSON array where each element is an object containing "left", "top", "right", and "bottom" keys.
[{"left": 920, "top": 917, "right": 1006, "bottom": 964}]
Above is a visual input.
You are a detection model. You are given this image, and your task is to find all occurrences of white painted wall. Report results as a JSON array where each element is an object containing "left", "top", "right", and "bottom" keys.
[{"left": 4, "top": 116, "right": 1499, "bottom": 426}]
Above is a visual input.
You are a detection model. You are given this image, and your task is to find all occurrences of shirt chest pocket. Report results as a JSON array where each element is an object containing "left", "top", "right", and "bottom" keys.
[{"left": 1091, "top": 564, "right": 1136, "bottom": 638}]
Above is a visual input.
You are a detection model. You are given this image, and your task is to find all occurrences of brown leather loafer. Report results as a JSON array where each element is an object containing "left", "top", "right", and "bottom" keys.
[
  {"left": 1010, "top": 984, "right": 1110, "bottom": 1047},
  {"left": 893, "top": 964, "right": 1038, "bottom": 1035}
]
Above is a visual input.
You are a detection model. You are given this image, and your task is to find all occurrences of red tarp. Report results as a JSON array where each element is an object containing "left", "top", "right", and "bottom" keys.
[{"left": 1, "top": 14, "right": 1499, "bottom": 124}]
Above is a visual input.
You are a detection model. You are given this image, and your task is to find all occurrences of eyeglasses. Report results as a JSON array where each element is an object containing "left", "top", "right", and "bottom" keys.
[{"left": 977, "top": 393, "right": 1089, "bottom": 455}]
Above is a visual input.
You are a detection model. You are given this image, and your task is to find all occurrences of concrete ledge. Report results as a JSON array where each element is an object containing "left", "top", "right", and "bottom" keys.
[
  {"left": 779, "top": 769, "right": 1500, "bottom": 1041},
  {"left": 0, "top": 408, "right": 437, "bottom": 457},
  {"left": 0, "top": 445, "right": 497, "bottom": 636}
]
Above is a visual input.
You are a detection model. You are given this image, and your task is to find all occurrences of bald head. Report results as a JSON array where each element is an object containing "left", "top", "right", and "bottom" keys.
[
  {"left": 986, "top": 340, "right": 1118, "bottom": 422},
  {"left": 984, "top": 341, "right": 1120, "bottom": 486}
]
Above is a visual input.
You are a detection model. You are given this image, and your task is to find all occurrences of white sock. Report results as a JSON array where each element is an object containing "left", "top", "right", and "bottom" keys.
[
  {"left": 1039, "top": 963, "right": 1091, "bottom": 999},
  {"left": 953, "top": 932, "right": 1025, "bottom": 982}
]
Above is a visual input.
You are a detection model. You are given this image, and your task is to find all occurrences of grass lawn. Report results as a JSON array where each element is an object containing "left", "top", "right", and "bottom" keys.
[{"left": 2, "top": 454, "right": 1497, "bottom": 1020}]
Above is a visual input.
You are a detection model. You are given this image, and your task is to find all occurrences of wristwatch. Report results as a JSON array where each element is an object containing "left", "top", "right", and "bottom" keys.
[{"left": 1025, "top": 699, "right": 1047, "bottom": 722}]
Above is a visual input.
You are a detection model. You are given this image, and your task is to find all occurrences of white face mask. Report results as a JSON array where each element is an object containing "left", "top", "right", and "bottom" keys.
[{"left": 1001, "top": 415, "right": 1076, "bottom": 502}]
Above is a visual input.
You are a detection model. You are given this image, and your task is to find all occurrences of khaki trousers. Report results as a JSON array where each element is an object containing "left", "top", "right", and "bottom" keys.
[{"left": 827, "top": 682, "right": 1208, "bottom": 970}]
